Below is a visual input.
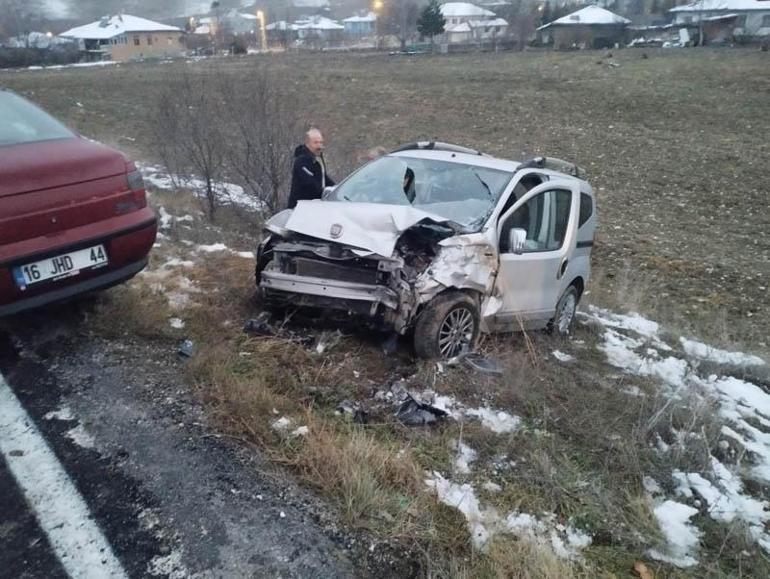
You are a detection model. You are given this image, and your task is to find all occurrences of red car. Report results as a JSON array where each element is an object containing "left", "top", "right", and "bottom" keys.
[{"left": 0, "top": 89, "right": 157, "bottom": 316}]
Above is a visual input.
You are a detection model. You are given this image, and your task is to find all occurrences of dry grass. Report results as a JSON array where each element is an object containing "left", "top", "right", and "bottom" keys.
[
  {"left": 86, "top": 282, "right": 174, "bottom": 339},
  {"left": 427, "top": 536, "right": 581, "bottom": 579}
]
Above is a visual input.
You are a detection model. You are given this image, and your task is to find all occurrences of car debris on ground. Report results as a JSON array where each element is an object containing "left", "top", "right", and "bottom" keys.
[{"left": 395, "top": 393, "right": 448, "bottom": 426}]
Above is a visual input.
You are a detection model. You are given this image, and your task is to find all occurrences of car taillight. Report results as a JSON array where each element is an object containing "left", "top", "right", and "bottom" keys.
[
  {"left": 127, "top": 170, "right": 145, "bottom": 192},
  {"left": 116, "top": 169, "right": 147, "bottom": 214}
]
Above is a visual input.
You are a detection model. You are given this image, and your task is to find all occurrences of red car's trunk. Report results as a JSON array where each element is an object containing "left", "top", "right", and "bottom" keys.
[{"left": 0, "top": 138, "right": 137, "bottom": 246}]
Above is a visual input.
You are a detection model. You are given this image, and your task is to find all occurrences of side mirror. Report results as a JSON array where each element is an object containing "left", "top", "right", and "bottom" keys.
[
  {"left": 322, "top": 186, "right": 336, "bottom": 200},
  {"left": 509, "top": 228, "right": 527, "bottom": 254}
]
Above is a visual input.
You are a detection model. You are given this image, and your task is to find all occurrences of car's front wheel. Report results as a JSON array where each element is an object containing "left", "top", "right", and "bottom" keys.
[{"left": 414, "top": 291, "right": 480, "bottom": 359}]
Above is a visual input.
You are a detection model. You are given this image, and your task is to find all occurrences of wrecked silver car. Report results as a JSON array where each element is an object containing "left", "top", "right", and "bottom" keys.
[{"left": 256, "top": 143, "right": 597, "bottom": 359}]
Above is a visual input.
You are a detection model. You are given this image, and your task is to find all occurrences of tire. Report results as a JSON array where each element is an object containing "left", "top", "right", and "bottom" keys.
[
  {"left": 414, "top": 291, "right": 480, "bottom": 360},
  {"left": 549, "top": 285, "right": 579, "bottom": 336}
]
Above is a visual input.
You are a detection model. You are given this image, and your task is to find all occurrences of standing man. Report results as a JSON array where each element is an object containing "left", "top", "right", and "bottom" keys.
[{"left": 287, "top": 128, "right": 335, "bottom": 209}]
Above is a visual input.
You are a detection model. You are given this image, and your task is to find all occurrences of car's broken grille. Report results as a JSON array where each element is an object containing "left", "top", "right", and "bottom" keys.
[{"left": 292, "top": 257, "right": 379, "bottom": 285}]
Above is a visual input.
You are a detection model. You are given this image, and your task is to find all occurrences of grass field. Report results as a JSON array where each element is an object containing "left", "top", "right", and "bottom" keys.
[{"left": 5, "top": 47, "right": 769, "bottom": 577}]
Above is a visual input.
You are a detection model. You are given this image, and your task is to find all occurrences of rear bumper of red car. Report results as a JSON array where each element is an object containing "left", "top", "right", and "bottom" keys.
[
  {"left": 0, "top": 208, "right": 157, "bottom": 316},
  {"left": 0, "top": 258, "right": 148, "bottom": 317}
]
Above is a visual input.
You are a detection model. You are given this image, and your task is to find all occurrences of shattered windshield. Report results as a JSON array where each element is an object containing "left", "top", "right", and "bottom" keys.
[{"left": 330, "top": 156, "right": 512, "bottom": 229}]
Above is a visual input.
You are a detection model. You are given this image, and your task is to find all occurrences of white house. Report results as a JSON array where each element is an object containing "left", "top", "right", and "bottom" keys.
[
  {"left": 440, "top": 2, "right": 508, "bottom": 43},
  {"left": 669, "top": 0, "right": 770, "bottom": 41},
  {"left": 293, "top": 16, "right": 344, "bottom": 41},
  {"left": 60, "top": 14, "right": 185, "bottom": 61},
  {"left": 536, "top": 6, "right": 630, "bottom": 49},
  {"left": 342, "top": 12, "right": 377, "bottom": 37}
]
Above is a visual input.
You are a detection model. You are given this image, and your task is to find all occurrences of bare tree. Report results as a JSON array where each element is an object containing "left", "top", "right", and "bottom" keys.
[
  {"left": 384, "top": 0, "right": 419, "bottom": 50},
  {"left": 218, "top": 66, "right": 304, "bottom": 214},
  {"left": 154, "top": 65, "right": 303, "bottom": 220},
  {"left": 154, "top": 70, "right": 227, "bottom": 220},
  {"left": 0, "top": 0, "right": 43, "bottom": 42},
  {"left": 505, "top": 0, "right": 540, "bottom": 50}
]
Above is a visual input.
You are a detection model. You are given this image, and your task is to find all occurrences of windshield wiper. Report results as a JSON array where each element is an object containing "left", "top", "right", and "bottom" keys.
[{"left": 472, "top": 171, "right": 492, "bottom": 197}]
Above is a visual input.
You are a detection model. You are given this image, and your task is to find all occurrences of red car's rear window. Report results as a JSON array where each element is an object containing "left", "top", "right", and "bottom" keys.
[{"left": 0, "top": 91, "right": 75, "bottom": 147}]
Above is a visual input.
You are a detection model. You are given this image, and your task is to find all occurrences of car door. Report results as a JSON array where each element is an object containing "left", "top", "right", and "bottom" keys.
[{"left": 492, "top": 180, "right": 580, "bottom": 330}]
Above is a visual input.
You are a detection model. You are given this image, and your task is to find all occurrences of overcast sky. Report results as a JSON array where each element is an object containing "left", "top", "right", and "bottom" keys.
[{"left": 43, "top": 1, "right": 219, "bottom": 19}]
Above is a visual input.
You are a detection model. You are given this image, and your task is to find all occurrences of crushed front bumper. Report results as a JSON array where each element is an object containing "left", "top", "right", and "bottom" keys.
[{"left": 260, "top": 271, "right": 399, "bottom": 311}]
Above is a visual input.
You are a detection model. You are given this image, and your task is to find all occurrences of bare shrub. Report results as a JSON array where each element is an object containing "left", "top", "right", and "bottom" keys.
[
  {"left": 154, "top": 69, "right": 227, "bottom": 220},
  {"left": 154, "top": 64, "right": 301, "bottom": 219},
  {"left": 217, "top": 65, "right": 304, "bottom": 214}
]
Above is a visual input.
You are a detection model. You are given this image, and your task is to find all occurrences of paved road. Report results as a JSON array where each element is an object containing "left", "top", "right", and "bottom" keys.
[{"left": 0, "top": 305, "right": 358, "bottom": 578}]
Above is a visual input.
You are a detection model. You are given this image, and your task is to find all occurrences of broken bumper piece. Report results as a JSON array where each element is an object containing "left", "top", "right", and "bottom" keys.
[{"left": 260, "top": 271, "right": 399, "bottom": 311}]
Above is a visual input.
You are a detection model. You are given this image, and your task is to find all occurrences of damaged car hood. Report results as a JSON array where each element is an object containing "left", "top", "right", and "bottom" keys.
[{"left": 278, "top": 200, "right": 457, "bottom": 257}]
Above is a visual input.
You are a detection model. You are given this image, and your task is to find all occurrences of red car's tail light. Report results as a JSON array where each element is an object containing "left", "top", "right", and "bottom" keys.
[
  {"left": 116, "top": 169, "right": 147, "bottom": 214},
  {"left": 127, "top": 170, "right": 145, "bottom": 192}
]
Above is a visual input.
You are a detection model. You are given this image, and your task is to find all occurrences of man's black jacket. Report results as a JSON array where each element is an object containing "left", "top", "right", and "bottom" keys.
[{"left": 287, "top": 145, "right": 335, "bottom": 209}]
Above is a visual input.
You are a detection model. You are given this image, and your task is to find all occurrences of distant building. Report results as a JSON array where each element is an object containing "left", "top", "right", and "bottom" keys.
[
  {"left": 195, "top": 11, "right": 260, "bottom": 37},
  {"left": 60, "top": 14, "right": 185, "bottom": 61},
  {"left": 439, "top": 2, "right": 508, "bottom": 43},
  {"left": 342, "top": 12, "right": 377, "bottom": 37},
  {"left": 293, "top": 16, "right": 344, "bottom": 41},
  {"left": 536, "top": 6, "right": 630, "bottom": 49},
  {"left": 669, "top": 0, "right": 770, "bottom": 43}
]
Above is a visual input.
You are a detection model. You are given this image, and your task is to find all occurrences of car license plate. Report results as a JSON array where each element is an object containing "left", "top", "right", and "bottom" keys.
[{"left": 12, "top": 245, "right": 108, "bottom": 290}]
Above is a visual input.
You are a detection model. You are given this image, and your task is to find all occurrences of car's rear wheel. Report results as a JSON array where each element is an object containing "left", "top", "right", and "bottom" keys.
[
  {"left": 414, "top": 291, "right": 480, "bottom": 359},
  {"left": 549, "top": 285, "right": 579, "bottom": 336}
]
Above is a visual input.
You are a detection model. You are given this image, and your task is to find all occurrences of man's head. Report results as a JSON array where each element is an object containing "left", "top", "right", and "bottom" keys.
[{"left": 305, "top": 128, "right": 325, "bottom": 156}]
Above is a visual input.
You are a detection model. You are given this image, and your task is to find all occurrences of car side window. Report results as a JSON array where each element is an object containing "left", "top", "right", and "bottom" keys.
[
  {"left": 498, "top": 173, "right": 547, "bottom": 219},
  {"left": 500, "top": 189, "right": 572, "bottom": 253},
  {"left": 578, "top": 193, "right": 593, "bottom": 228}
]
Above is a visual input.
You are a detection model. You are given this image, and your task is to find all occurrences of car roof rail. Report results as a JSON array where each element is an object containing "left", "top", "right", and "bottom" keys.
[
  {"left": 516, "top": 156, "right": 587, "bottom": 180},
  {"left": 391, "top": 141, "right": 488, "bottom": 157}
]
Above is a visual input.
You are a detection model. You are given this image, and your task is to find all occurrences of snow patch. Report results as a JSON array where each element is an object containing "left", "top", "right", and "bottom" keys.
[
  {"left": 673, "top": 456, "right": 770, "bottom": 552},
  {"left": 425, "top": 472, "right": 591, "bottom": 557},
  {"left": 44, "top": 406, "right": 74, "bottom": 421},
  {"left": 681, "top": 337, "right": 765, "bottom": 367},
  {"left": 138, "top": 163, "right": 264, "bottom": 212},
  {"left": 195, "top": 243, "right": 230, "bottom": 253},
  {"left": 291, "top": 426, "right": 309, "bottom": 437},
  {"left": 591, "top": 307, "right": 770, "bottom": 556},
  {"left": 169, "top": 318, "right": 185, "bottom": 329},
  {"left": 65, "top": 424, "right": 96, "bottom": 449},
  {"left": 647, "top": 500, "right": 701, "bottom": 568},
  {"left": 417, "top": 391, "right": 522, "bottom": 434},
  {"left": 552, "top": 350, "right": 575, "bottom": 363},
  {"left": 482, "top": 481, "right": 502, "bottom": 493},
  {"left": 147, "top": 550, "right": 188, "bottom": 579},
  {"left": 271, "top": 416, "right": 292, "bottom": 432},
  {"left": 464, "top": 407, "right": 522, "bottom": 434},
  {"left": 454, "top": 440, "right": 477, "bottom": 475}
]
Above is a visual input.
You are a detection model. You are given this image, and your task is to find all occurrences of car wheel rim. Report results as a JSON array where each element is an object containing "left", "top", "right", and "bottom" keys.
[
  {"left": 438, "top": 307, "right": 474, "bottom": 358},
  {"left": 558, "top": 293, "right": 577, "bottom": 334}
]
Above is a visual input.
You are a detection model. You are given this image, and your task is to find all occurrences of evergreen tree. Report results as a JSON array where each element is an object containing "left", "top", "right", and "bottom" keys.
[{"left": 417, "top": 0, "right": 446, "bottom": 48}]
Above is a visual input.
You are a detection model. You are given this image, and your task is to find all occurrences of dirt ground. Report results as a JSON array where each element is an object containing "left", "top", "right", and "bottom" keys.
[{"left": 3, "top": 47, "right": 768, "bottom": 355}]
